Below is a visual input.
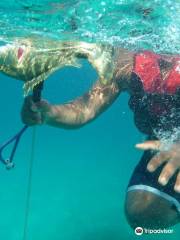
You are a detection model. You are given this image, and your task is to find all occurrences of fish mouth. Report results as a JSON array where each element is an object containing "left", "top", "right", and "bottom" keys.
[{"left": 23, "top": 41, "right": 115, "bottom": 96}]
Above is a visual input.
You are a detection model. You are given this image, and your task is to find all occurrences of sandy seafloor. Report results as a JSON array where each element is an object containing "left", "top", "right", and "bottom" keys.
[{"left": 0, "top": 59, "right": 179, "bottom": 240}]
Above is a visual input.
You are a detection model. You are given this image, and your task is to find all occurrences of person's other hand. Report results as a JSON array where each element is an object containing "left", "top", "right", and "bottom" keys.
[
  {"left": 21, "top": 96, "right": 51, "bottom": 126},
  {"left": 136, "top": 140, "right": 180, "bottom": 193}
]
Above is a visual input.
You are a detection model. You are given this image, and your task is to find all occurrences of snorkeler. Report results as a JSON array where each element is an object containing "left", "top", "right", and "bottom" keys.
[{"left": 0, "top": 38, "right": 180, "bottom": 229}]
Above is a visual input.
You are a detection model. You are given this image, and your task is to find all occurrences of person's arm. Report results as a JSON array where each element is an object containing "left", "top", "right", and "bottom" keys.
[
  {"left": 46, "top": 48, "right": 134, "bottom": 128},
  {"left": 46, "top": 79, "right": 121, "bottom": 128},
  {"left": 21, "top": 48, "right": 134, "bottom": 128},
  {"left": 22, "top": 78, "right": 123, "bottom": 128}
]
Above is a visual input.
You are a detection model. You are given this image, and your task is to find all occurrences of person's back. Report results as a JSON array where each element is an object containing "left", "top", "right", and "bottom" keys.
[{"left": 128, "top": 51, "right": 180, "bottom": 136}]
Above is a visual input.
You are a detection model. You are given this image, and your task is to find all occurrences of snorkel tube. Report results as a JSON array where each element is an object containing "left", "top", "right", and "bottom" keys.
[{"left": 0, "top": 82, "right": 44, "bottom": 170}]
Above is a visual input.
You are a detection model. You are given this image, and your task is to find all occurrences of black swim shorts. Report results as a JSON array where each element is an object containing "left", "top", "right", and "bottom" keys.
[{"left": 127, "top": 150, "right": 180, "bottom": 213}]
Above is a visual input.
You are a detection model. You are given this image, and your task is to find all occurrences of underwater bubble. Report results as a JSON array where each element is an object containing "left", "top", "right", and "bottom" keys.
[{"left": 0, "top": 0, "right": 179, "bottom": 53}]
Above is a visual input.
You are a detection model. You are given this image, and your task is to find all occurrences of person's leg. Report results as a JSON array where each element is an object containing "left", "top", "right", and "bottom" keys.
[
  {"left": 125, "top": 190, "right": 180, "bottom": 229},
  {"left": 125, "top": 150, "right": 180, "bottom": 229}
]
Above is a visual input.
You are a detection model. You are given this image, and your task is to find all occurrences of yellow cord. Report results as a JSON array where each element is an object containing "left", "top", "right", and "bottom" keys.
[{"left": 23, "top": 127, "right": 36, "bottom": 240}]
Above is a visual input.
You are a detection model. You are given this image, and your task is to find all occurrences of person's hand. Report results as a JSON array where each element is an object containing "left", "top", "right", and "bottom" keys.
[
  {"left": 21, "top": 96, "right": 52, "bottom": 126},
  {"left": 136, "top": 140, "right": 180, "bottom": 193}
]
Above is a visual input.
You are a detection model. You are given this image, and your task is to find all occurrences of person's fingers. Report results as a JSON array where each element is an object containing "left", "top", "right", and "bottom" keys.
[
  {"left": 22, "top": 96, "right": 50, "bottom": 125},
  {"left": 35, "top": 100, "right": 50, "bottom": 112},
  {"left": 22, "top": 110, "right": 42, "bottom": 125},
  {"left": 26, "top": 116, "right": 42, "bottom": 125},
  {"left": 24, "top": 95, "right": 34, "bottom": 107},
  {"left": 24, "top": 95, "right": 33, "bottom": 103},
  {"left": 158, "top": 162, "right": 177, "bottom": 186},
  {"left": 147, "top": 152, "right": 170, "bottom": 172},
  {"left": 23, "top": 97, "right": 50, "bottom": 113},
  {"left": 30, "top": 112, "right": 42, "bottom": 122},
  {"left": 174, "top": 172, "right": 180, "bottom": 193},
  {"left": 23, "top": 96, "right": 38, "bottom": 112},
  {"left": 135, "top": 140, "right": 161, "bottom": 150}
]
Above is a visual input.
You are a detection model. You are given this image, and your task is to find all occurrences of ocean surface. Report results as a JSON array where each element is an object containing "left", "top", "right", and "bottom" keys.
[{"left": 0, "top": 0, "right": 180, "bottom": 240}]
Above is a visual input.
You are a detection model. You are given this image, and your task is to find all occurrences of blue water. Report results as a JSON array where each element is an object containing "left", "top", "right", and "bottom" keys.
[
  {"left": 0, "top": 0, "right": 180, "bottom": 53},
  {"left": 0, "top": 0, "right": 180, "bottom": 239},
  {"left": 0, "top": 60, "right": 180, "bottom": 240}
]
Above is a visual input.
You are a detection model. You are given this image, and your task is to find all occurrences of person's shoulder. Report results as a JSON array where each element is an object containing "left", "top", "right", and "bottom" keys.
[{"left": 114, "top": 48, "right": 134, "bottom": 86}]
